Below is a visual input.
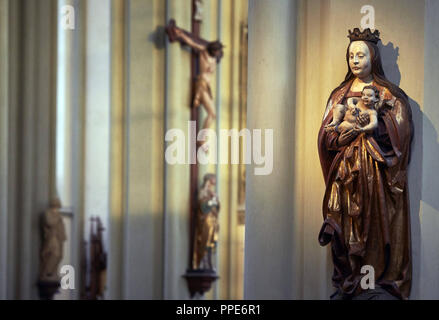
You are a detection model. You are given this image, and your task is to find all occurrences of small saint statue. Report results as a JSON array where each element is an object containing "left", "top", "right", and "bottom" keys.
[
  {"left": 165, "top": 19, "right": 224, "bottom": 139},
  {"left": 192, "top": 173, "right": 220, "bottom": 270},
  {"left": 39, "top": 197, "right": 66, "bottom": 282}
]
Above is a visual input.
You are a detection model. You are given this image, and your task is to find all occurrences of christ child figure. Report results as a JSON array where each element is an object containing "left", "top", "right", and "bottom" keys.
[{"left": 325, "top": 85, "right": 380, "bottom": 134}]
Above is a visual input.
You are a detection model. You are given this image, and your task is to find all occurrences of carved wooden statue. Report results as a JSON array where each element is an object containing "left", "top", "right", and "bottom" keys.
[
  {"left": 325, "top": 86, "right": 380, "bottom": 134},
  {"left": 166, "top": 19, "right": 224, "bottom": 138},
  {"left": 318, "top": 28, "right": 413, "bottom": 300},
  {"left": 39, "top": 197, "right": 66, "bottom": 282},
  {"left": 192, "top": 173, "right": 220, "bottom": 270},
  {"left": 84, "top": 217, "right": 107, "bottom": 300}
]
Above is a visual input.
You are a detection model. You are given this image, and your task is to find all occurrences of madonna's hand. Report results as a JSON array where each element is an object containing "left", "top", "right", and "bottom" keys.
[
  {"left": 356, "top": 113, "right": 370, "bottom": 127},
  {"left": 337, "top": 128, "right": 359, "bottom": 147}
]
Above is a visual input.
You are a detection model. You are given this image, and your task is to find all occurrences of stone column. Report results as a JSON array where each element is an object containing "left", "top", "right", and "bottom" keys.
[
  {"left": 0, "top": 0, "right": 9, "bottom": 299},
  {"left": 55, "top": 0, "right": 85, "bottom": 300},
  {"left": 163, "top": 0, "right": 192, "bottom": 300},
  {"left": 4, "top": 0, "right": 58, "bottom": 299},
  {"left": 244, "top": 0, "right": 301, "bottom": 299},
  {"left": 108, "top": 0, "right": 126, "bottom": 300},
  {"left": 419, "top": 0, "right": 439, "bottom": 299},
  {"left": 83, "top": 0, "right": 111, "bottom": 298},
  {"left": 120, "top": 0, "right": 167, "bottom": 299}
]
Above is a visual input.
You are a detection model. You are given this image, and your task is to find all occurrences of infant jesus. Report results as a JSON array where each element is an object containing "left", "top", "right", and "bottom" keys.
[{"left": 325, "top": 85, "right": 380, "bottom": 134}]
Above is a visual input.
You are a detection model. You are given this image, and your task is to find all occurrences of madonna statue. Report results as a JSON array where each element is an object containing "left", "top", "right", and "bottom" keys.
[{"left": 317, "top": 28, "right": 413, "bottom": 300}]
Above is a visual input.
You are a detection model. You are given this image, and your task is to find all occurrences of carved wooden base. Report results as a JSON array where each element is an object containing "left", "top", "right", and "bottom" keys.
[
  {"left": 37, "top": 280, "right": 60, "bottom": 300},
  {"left": 183, "top": 269, "right": 219, "bottom": 298}
]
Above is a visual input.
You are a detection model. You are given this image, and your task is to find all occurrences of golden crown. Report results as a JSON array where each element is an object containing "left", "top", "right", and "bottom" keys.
[{"left": 348, "top": 28, "right": 381, "bottom": 44}]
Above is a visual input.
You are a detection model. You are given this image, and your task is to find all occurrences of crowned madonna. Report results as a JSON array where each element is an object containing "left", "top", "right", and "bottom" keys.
[{"left": 318, "top": 28, "right": 413, "bottom": 300}]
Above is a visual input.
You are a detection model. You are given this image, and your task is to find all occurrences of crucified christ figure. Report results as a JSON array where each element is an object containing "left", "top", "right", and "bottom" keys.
[{"left": 166, "top": 19, "right": 224, "bottom": 135}]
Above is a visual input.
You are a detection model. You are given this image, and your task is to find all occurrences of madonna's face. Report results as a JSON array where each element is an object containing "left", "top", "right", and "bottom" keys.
[{"left": 349, "top": 41, "right": 372, "bottom": 79}]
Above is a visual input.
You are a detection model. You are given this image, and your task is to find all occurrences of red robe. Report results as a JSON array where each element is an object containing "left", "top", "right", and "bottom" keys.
[{"left": 317, "top": 80, "right": 412, "bottom": 299}]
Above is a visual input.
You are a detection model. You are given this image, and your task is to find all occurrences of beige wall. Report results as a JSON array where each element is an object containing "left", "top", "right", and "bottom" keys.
[
  {"left": 0, "top": 0, "right": 9, "bottom": 299},
  {"left": 0, "top": 0, "right": 247, "bottom": 300},
  {"left": 107, "top": 0, "right": 248, "bottom": 299},
  {"left": 420, "top": 0, "right": 439, "bottom": 299},
  {"left": 5, "top": 0, "right": 438, "bottom": 301},
  {"left": 216, "top": 0, "right": 248, "bottom": 300},
  {"left": 297, "top": 0, "right": 425, "bottom": 299},
  {"left": 245, "top": 0, "right": 300, "bottom": 300},
  {"left": 246, "top": 0, "right": 438, "bottom": 299},
  {"left": 2, "top": 0, "right": 58, "bottom": 299}
]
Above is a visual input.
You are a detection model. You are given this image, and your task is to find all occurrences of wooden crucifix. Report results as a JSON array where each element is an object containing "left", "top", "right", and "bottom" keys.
[
  {"left": 165, "top": 1, "right": 224, "bottom": 298},
  {"left": 166, "top": 19, "right": 224, "bottom": 136}
]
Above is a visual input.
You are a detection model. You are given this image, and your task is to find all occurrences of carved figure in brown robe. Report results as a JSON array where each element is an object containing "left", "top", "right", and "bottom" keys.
[
  {"left": 318, "top": 28, "right": 413, "bottom": 300},
  {"left": 40, "top": 198, "right": 66, "bottom": 282},
  {"left": 192, "top": 173, "right": 220, "bottom": 270}
]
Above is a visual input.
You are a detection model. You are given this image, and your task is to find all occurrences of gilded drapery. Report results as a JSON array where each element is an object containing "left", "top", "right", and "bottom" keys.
[{"left": 318, "top": 80, "right": 412, "bottom": 299}]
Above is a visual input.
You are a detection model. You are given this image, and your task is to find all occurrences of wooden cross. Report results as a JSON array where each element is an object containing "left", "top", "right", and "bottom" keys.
[{"left": 165, "top": 0, "right": 220, "bottom": 297}]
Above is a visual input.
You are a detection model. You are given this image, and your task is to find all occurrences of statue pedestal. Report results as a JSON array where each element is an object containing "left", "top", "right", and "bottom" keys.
[
  {"left": 183, "top": 269, "right": 219, "bottom": 298},
  {"left": 37, "top": 280, "right": 60, "bottom": 300}
]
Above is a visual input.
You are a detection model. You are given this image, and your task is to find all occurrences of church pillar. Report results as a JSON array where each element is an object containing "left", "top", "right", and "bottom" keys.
[
  {"left": 216, "top": 0, "right": 248, "bottom": 300},
  {"left": 0, "top": 0, "right": 9, "bottom": 299},
  {"left": 419, "top": 0, "right": 439, "bottom": 299},
  {"left": 163, "top": 0, "right": 192, "bottom": 300},
  {"left": 117, "top": 0, "right": 167, "bottom": 299},
  {"left": 55, "top": 0, "right": 85, "bottom": 300},
  {"left": 4, "top": 0, "right": 58, "bottom": 299},
  {"left": 244, "top": 0, "right": 301, "bottom": 299},
  {"left": 108, "top": 0, "right": 126, "bottom": 300},
  {"left": 82, "top": 0, "right": 111, "bottom": 297}
]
